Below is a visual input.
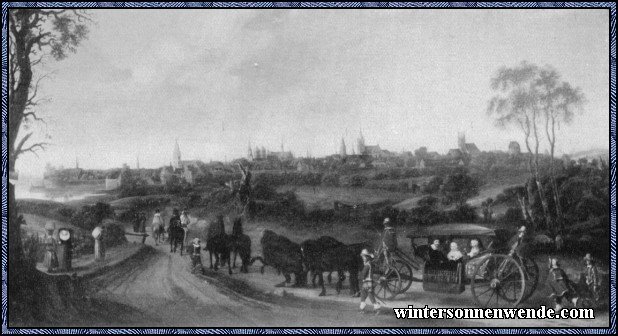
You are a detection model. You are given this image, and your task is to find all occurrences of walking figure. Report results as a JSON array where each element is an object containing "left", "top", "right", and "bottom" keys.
[
  {"left": 547, "top": 257, "right": 578, "bottom": 312},
  {"left": 359, "top": 249, "right": 381, "bottom": 315},
  {"left": 189, "top": 238, "right": 203, "bottom": 274},
  {"left": 583, "top": 253, "right": 601, "bottom": 303}
]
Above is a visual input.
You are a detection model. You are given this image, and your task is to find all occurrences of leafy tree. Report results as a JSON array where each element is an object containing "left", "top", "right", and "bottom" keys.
[
  {"left": 8, "top": 9, "right": 91, "bottom": 321},
  {"left": 487, "top": 61, "right": 584, "bottom": 232},
  {"left": 441, "top": 172, "right": 479, "bottom": 206}
]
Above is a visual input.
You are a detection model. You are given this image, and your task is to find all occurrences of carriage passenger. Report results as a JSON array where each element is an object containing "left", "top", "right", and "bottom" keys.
[
  {"left": 447, "top": 242, "right": 464, "bottom": 261},
  {"left": 466, "top": 238, "right": 484, "bottom": 258},
  {"left": 427, "top": 239, "right": 447, "bottom": 265}
]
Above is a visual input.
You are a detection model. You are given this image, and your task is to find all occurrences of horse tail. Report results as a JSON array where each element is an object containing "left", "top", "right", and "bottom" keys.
[{"left": 249, "top": 256, "right": 266, "bottom": 274}]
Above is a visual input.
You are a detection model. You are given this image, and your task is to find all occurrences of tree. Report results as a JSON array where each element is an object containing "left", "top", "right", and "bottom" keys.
[
  {"left": 487, "top": 61, "right": 584, "bottom": 232},
  {"left": 441, "top": 172, "right": 479, "bottom": 206},
  {"left": 8, "top": 9, "right": 90, "bottom": 321},
  {"left": 535, "top": 67, "right": 585, "bottom": 231}
]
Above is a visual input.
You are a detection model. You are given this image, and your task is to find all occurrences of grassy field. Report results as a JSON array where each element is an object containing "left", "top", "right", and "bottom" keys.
[{"left": 277, "top": 185, "right": 413, "bottom": 210}]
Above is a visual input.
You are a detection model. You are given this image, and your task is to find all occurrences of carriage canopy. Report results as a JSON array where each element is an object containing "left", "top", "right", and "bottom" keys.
[{"left": 406, "top": 223, "right": 512, "bottom": 242}]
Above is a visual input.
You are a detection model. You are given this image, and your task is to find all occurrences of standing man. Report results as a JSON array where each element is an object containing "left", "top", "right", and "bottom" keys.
[
  {"left": 359, "top": 249, "right": 381, "bottom": 315},
  {"left": 43, "top": 222, "right": 58, "bottom": 272},
  {"left": 583, "top": 253, "right": 600, "bottom": 302}
]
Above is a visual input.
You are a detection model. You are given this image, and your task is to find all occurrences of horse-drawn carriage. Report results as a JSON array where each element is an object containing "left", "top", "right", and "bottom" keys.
[{"left": 370, "top": 223, "right": 540, "bottom": 308}]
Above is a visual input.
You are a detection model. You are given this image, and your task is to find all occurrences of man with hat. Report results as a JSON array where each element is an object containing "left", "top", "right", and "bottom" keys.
[
  {"left": 359, "top": 248, "right": 381, "bottom": 314},
  {"left": 508, "top": 225, "right": 527, "bottom": 258},
  {"left": 381, "top": 217, "right": 398, "bottom": 253},
  {"left": 547, "top": 257, "right": 578, "bottom": 312},
  {"left": 583, "top": 253, "right": 600, "bottom": 302}
]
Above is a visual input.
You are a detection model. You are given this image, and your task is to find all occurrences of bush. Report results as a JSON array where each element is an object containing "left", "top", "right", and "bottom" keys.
[
  {"left": 500, "top": 207, "right": 525, "bottom": 225},
  {"left": 321, "top": 173, "right": 340, "bottom": 187},
  {"left": 446, "top": 204, "right": 478, "bottom": 222},
  {"left": 70, "top": 202, "right": 114, "bottom": 231},
  {"left": 101, "top": 220, "right": 128, "bottom": 247},
  {"left": 252, "top": 182, "right": 277, "bottom": 200}
]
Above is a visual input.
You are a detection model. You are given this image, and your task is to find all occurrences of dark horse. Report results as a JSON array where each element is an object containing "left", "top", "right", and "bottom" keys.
[
  {"left": 168, "top": 225, "right": 185, "bottom": 255},
  {"left": 308, "top": 241, "right": 367, "bottom": 296},
  {"left": 168, "top": 210, "right": 185, "bottom": 255},
  {"left": 251, "top": 230, "right": 305, "bottom": 287},
  {"left": 205, "top": 215, "right": 232, "bottom": 275},
  {"left": 300, "top": 236, "right": 346, "bottom": 292},
  {"left": 229, "top": 218, "right": 252, "bottom": 273}
]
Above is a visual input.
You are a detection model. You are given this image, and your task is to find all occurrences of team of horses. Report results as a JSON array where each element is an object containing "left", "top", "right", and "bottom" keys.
[{"left": 152, "top": 211, "right": 368, "bottom": 296}]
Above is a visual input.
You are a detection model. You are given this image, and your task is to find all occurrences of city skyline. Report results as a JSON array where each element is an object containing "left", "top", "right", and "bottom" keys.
[{"left": 14, "top": 9, "right": 610, "bottom": 176}]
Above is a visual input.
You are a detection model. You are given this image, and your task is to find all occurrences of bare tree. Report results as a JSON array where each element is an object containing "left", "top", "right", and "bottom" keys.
[{"left": 8, "top": 8, "right": 90, "bottom": 320}]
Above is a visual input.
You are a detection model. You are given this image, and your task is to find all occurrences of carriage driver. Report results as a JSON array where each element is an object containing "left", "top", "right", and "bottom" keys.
[{"left": 381, "top": 218, "right": 398, "bottom": 254}]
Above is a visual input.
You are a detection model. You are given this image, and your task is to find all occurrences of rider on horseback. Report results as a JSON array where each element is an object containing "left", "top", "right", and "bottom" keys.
[{"left": 152, "top": 209, "right": 165, "bottom": 245}]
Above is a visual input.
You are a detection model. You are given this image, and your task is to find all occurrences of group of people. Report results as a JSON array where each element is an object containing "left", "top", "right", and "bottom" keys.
[
  {"left": 151, "top": 208, "right": 192, "bottom": 245},
  {"left": 357, "top": 219, "right": 604, "bottom": 314},
  {"left": 426, "top": 236, "right": 485, "bottom": 265},
  {"left": 547, "top": 253, "right": 602, "bottom": 311}
]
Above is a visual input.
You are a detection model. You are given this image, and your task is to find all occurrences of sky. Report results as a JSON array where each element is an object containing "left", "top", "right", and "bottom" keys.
[{"left": 14, "top": 9, "right": 610, "bottom": 177}]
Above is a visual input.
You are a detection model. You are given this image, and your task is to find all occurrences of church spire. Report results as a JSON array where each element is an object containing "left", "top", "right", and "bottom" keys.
[{"left": 172, "top": 139, "right": 181, "bottom": 169}]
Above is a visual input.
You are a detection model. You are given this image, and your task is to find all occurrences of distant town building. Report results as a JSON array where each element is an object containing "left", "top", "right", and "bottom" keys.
[
  {"left": 355, "top": 130, "right": 394, "bottom": 158},
  {"left": 458, "top": 132, "right": 481, "bottom": 157},
  {"left": 508, "top": 141, "right": 521, "bottom": 156}
]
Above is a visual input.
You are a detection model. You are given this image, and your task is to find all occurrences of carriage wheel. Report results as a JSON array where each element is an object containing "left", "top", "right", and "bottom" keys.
[
  {"left": 520, "top": 256, "right": 539, "bottom": 301},
  {"left": 471, "top": 254, "right": 525, "bottom": 308},
  {"left": 372, "top": 266, "right": 402, "bottom": 300},
  {"left": 392, "top": 259, "right": 413, "bottom": 293}
]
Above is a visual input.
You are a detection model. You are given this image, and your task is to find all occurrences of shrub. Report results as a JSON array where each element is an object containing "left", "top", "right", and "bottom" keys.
[
  {"left": 446, "top": 204, "right": 478, "bottom": 222},
  {"left": 70, "top": 202, "right": 114, "bottom": 231},
  {"left": 321, "top": 173, "right": 340, "bottom": 187},
  {"left": 101, "top": 220, "right": 128, "bottom": 247}
]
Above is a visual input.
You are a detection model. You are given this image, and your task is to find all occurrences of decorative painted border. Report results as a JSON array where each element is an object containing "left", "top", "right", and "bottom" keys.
[{"left": 1, "top": 2, "right": 615, "bottom": 334}]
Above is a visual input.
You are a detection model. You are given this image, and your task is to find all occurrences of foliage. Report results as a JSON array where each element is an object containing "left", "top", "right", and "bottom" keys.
[
  {"left": 69, "top": 202, "right": 114, "bottom": 231},
  {"left": 101, "top": 220, "right": 128, "bottom": 247},
  {"left": 441, "top": 172, "right": 479, "bottom": 205},
  {"left": 423, "top": 176, "right": 443, "bottom": 194},
  {"left": 446, "top": 204, "right": 478, "bottom": 223}
]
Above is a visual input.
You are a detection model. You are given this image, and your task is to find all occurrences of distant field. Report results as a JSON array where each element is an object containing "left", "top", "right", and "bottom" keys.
[{"left": 276, "top": 185, "right": 414, "bottom": 210}]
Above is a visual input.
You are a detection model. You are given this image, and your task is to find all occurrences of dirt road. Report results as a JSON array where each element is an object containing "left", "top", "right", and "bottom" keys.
[{"left": 75, "top": 237, "right": 608, "bottom": 328}]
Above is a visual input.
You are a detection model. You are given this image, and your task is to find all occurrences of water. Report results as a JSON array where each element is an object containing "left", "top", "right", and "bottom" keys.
[{"left": 14, "top": 183, "right": 106, "bottom": 203}]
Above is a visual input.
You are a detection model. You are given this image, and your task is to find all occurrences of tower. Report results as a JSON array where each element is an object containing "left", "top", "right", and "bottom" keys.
[
  {"left": 172, "top": 140, "right": 182, "bottom": 170},
  {"left": 458, "top": 132, "right": 466, "bottom": 153},
  {"left": 339, "top": 138, "right": 347, "bottom": 157},
  {"left": 247, "top": 142, "right": 254, "bottom": 161},
  {"left": 75, "top": 156, "right": 79, "bottom": 169},
  {"left": 136, "top": 155, "right": 140, "bottom": 170},
  {"left": 357, "top": 130, "right": 366, "bottom": 155}
]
